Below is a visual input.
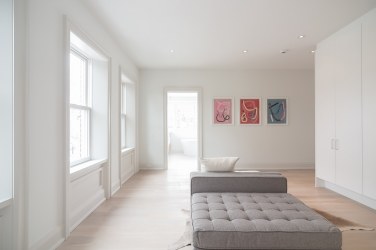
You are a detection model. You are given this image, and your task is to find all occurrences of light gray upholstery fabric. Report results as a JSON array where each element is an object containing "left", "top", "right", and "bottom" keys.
[
  {"left": 191, "top": 193, "right": 341, "bottom": 250},
  {"left": 191, "top": 172, "right": 287, "bottom": 195}
]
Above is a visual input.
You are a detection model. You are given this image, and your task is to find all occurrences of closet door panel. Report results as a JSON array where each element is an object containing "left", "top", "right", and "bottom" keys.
[
  {"left": 315, "top": 41, "right": 336, "bottom": 182},
  {"left": 362, "top": 9, "right": 376, "bottom": 200},
  {"left": 334, "top": 21, "right": 362, "bottom": 194}
]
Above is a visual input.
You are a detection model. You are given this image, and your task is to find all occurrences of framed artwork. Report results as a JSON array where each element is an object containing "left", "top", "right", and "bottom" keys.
[
  {"left": 267, "top": 98, "right": 288, "bottom": 125},
  {"left": 213, "top": 97, "right": 233, "bottom": 125},
  {"left": 239, "top": 98, "right": 261, "bottom": 125}
]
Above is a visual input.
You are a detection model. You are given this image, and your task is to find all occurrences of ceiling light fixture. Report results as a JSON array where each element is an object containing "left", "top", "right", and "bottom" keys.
[
  {"left": 170, "top": 49, "right": 174, "bottom": 53},
  {"left": 280, "top": 49, "right": 289, "bottom": 54},
  {"left": 243, "top": 50, "right": 248, "bottom": 53},
  {"left": 298, "top": 35, "right": 305, "bottom": 39}
]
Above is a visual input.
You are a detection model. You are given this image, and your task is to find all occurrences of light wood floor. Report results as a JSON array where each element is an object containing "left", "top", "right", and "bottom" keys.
[{"left": 58, "top": 168, "right": 376, "bottom": 250}]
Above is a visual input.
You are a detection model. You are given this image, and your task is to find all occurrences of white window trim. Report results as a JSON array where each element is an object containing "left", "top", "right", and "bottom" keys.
[
  {"left": 69, "top": 48, "right": 92, "bottom": 167},
  {"left": 121, "top": 147, "right": 134, "bottom": 156},
  {"left": 70, "top": 158, "right": 107, "bottom": 181},
  {"left": 0, "top": 198, "right": 12, "bottom": 210},
  {"left": 121, "top": 82, "right": 126, "bottom": 115},
  {"left": 121, "top": 82, "right": 127, "bottom": 149}
]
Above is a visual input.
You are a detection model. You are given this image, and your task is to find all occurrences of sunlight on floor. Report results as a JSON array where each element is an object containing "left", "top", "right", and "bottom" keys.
[{"left": 168, "top": 153, "right": 198, "bottom": 171}]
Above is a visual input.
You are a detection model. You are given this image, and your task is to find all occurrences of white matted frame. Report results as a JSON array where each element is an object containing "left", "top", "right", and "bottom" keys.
[
  {"left": 266, "top": 97, "right": 288, "bottom": 125},
  {"left": 212, "top": 97, "right": 234, "bottom": 125},
  {"left": 238, "top": 97, "right": 262, "bottom": 125}
]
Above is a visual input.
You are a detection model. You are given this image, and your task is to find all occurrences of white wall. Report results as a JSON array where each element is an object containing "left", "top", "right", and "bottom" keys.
[
  {"left": 0, "top": 0, "right": 13, "bottom": 204},
  {"left": 0, "top": 1, "right": 14, "bottom": 249},
  {"left": 140, "top": 69, "right": 314, "bottom": 170},
  {"left": 14, "top": 0, "right": 27, "bottom": 249},
  {"left": 25, "top": 0, "right": 138, "bottom": 249}
]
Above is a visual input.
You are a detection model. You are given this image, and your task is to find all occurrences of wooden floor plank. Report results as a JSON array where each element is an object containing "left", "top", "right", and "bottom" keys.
[{"left": 58, "top": 168, "right": 376, "bottom": 250}]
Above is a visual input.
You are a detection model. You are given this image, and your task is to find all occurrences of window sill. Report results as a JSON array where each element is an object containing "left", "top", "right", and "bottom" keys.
[
  {"left": 121, "top": 147, "right": 135, "bottom": 156},
  {"left": 70, "top": 158, "right": 107, "bottom": 182},
  {"left": 0, "top": 198, "right": 12, "bottom": 210}
]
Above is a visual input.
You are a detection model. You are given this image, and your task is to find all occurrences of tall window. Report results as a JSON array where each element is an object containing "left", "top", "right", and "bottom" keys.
[
  {"left": 121, "top": 82, "right": 127, "bottom": 149},
  {"left": 70, "top": 49, "right": 91, "bottom": 165}
]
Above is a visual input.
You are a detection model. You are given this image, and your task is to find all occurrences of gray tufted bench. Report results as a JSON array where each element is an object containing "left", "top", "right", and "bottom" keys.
[{"left": 190, "top": 172, "right": 342, "bottom": 250}]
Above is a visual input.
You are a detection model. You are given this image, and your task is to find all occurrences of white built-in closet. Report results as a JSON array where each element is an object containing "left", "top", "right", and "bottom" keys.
[{"left": 315, "top": 8, "right": 376, "bottom": 209}]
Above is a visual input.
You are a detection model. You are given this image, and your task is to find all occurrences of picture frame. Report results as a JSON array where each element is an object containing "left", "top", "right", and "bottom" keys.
[
  {"left": 239, "top": 98, "right": 261, "bottom": 125},
  {"left": 266, "top": 98, "right": 288, "bottom": 125},
  {"left": 212, "top": 97, "right": 234, "bottom": 125}
]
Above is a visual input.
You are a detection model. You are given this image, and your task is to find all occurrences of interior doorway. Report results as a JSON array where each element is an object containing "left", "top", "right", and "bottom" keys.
[{"left": 165, "top": 90, "right": 201, "bottom": 171}]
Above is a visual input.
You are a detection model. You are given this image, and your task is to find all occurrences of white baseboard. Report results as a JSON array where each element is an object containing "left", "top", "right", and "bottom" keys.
[
  {"left": 140, "top": 163, "right": 314, "bottom": 171},
  {"left": 139, "top": 166, "right": 166, "bottom": 170},
  {"left": 111, "top": 181, "right": 120, "bottom": 196},
  {"left": 29, "top": 225, "right": 64, "bottom": 250},
  {"left": 316, "top": 177, "right": 376, "bottom": 210},
  {"left": 49, "top": 237, "right": 65, "bottom": 250},
  {"left": 121, "top": 170, "right": 135, "bottom": 185},
  {"left": 70, "top": 190, "right": 105, "bottom": 232}
]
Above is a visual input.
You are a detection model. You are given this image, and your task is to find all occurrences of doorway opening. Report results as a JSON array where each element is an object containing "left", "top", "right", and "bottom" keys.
[{"left": 166, "top": 91, "right": 200, "bottom": 171}]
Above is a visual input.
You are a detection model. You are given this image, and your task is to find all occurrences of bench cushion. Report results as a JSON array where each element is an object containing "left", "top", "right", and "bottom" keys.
[
  {"left": 190, "top": 172, "right": 287, "bottom": 195},
  {"left": 191, "top": 193, "right": 341, "bottom": 250}
]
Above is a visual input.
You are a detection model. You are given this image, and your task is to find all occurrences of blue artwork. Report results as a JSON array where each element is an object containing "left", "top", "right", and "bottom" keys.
[{"left": 267, "top": 98, "right": 287, "bottom": 124}]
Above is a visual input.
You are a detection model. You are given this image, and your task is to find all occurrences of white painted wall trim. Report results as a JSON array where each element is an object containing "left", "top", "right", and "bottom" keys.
[
  {"left": 111, "top": 181, "right": 120, "bottom": 196},
  {"left": 0, "top": 199, "right": 12, "bottom": 210},
  {"left": 118, "top": 66, "right": 137, "bottom": 193},
  {"left": 163, "top": 87, "right": 203, "bottom": 170},
  {"left": 120, "top": 151, "right": 136, "bottom": 185},
  {"left": 69, "top": 166, "right": 106, "bottom": 232},
  {"left": 122, "top": 147, "right": 135, "bottom": 156},
  {"left": 106, "top": 58, "right": 112, "bottom": 200},
  {"left": 70, "top": 159, "right": 107, "bottom": 181},
  {"left": 69, "top": 191, "right": 105, "bottom": 232},
  {"left": 140, "top": 167, "right": 166, "bottom": 170},
  {"left": 121, "top": 173, "right": 133, "bottom": 185},
  {"left": 316, "top": 177, "right": 376, "bottom": 210},
  {"left": 28, "top": 226, "right": 63, "bottom": 250},
  {"left": 117, "top": 66, "right": 122, "bottom": 197},
  {"left": 63, "top": 16, "right": 71, "bottom": 239}
]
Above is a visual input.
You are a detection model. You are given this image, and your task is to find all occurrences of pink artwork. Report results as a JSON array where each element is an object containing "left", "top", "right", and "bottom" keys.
[{"left": 213, "top": 98, "right": 233, "bottom": 124}]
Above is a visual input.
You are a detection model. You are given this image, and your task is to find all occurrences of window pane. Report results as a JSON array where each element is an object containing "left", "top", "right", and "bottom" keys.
[
  {"left": 70, "top": 108, "right": 89, "bottom": 164},
  {"left": 121, "top": 115, "right": 126, "bottom": 149},
  {"left": 122, "top": 83, "right": 127, "bottom": 114},
  {"left": 70, "top": 51, "right": 87, "bottom": 106}
]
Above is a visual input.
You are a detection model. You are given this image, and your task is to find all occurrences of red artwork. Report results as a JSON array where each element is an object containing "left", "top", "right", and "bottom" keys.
[{"left": 240, "top": 99, "right": 260, "bottom": 125}]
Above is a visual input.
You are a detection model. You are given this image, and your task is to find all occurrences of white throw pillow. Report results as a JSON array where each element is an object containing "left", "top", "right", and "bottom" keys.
[{"left": 200, "top": 157, "right": 239, "bottom": 172}]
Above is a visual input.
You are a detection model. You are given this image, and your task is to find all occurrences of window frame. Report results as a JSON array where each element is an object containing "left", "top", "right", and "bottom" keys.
[
  {"left": 120, "top": 82, "right": 127, "bottom": 149},
  {"left": 69, "top": 47, "right": 92, "bottom": 167}
]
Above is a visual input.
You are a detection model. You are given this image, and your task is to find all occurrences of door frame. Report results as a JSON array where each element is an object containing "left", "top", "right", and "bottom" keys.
[{"left": 163, "top": 87, "right": 203, "bottom": 170}]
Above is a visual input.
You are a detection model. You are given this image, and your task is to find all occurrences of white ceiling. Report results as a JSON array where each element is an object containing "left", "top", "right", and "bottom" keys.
[{"left": 82, "top": 0, "right": 376, "bottom": 70}]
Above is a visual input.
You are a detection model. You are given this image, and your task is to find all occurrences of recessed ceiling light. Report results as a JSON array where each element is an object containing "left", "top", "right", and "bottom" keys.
[
  {"left": 311, "top": 50, "right": 316, "bottom": 53},
  {"left": 280, "top": 49, "right": 289, "bottom": 54},
  {"left": 170, "top": 49, "right": 174, "bottom": 53},
  {"left": 298, "top": 35, "right": 305, "bottom": 39},
  {"left": 243, "top": 50, "right": 248, "bottom": 53}
]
